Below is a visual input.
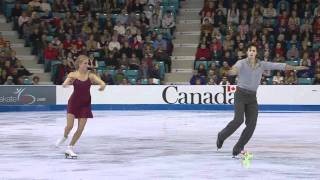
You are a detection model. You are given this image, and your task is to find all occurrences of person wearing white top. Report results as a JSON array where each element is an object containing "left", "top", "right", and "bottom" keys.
[
  {"left": 40, "top": 0, "right": 51, "bottom": 12},
  {"left": 28, "top": 0, "right": 41, "bottom": 10},
  {"left": 263, "top": 3, "right": 277, "bottom": 19},
  {"left": 272, "top": 71, "right": 284, "bottom": 84},
  {"left": 18, "top": 12, "right": 29, "bottom": 27},
  {"left": 113, "top": 21, "right": 126, "bottom": 35},
  {"left": 108, "top": 36, "right": 121, "bottom": 51}
]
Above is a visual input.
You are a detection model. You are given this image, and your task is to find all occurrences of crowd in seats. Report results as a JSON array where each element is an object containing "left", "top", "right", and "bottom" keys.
[
  {"left": 3, "top": 0, "right": 180, "bottom": 85},
  {"left": 0, "top": 33, "right": 39, "bottom": 85},
  {"left": 191, "top": 0, "right": 320, "bottom": 85}
]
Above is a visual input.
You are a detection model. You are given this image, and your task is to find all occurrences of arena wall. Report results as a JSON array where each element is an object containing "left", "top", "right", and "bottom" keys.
[{"left": 0, "top": 85, "right": 319, "bottom": 112}]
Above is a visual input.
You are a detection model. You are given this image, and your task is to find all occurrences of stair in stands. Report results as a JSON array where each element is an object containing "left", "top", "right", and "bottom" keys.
[
  {"left": 0, "top": 15, "right": 52, "bottom": 84},
  {"left": 167, "top": 0, "right": 202, "bottom": 84}
]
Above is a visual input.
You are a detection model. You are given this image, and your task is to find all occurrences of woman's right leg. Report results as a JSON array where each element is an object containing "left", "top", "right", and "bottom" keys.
[
  {"left": 69, "top": 118, "right": 88, "bottom": 146},
  {"left": 56, "top": 113, "right": 75, "bottom": 147},
  {"left": 64, "top": 113, "right": 75, "bottom": 138}
]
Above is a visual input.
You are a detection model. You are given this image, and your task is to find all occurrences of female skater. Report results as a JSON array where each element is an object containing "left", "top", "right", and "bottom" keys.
[
  {"left": 55, "top": 55, "right": 106, "bottom": 158},
  {"left": 216, "top": 44, "right": 308, "bottom": 157}
]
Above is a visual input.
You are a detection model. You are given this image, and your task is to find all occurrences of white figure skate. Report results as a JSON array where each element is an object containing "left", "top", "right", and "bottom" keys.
[{"left": 65, "top": 146, "right": 77, "bottom": 159}]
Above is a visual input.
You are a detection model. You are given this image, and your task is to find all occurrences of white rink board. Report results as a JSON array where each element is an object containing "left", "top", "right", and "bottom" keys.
[{"left": 56, "top": 85, "right": 320, "bottom": 105}]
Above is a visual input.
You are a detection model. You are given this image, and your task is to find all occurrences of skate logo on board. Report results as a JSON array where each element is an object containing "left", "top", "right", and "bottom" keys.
[
  {"left": 0, "top": 86, "right": 56, "bottom": 105},
  {"left": 0, "top": 88, "right": 36, "bottom": 105},
  {"left": 14, "top": 88, "right": 36, "bottom": 105}
]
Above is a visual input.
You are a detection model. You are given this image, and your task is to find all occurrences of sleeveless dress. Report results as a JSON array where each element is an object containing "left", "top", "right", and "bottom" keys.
[{"left": 67, "top": 77, "right": 93, "bottom": 118}]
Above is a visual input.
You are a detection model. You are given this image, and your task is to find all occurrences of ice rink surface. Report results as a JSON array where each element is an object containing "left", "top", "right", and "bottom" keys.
[{"left": 0, "top": 111, "right": 319, "bottom": 180}]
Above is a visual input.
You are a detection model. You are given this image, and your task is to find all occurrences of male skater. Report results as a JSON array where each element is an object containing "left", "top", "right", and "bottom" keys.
[{"left": 216, "top": 44, "right": 308, "bottom": 156}]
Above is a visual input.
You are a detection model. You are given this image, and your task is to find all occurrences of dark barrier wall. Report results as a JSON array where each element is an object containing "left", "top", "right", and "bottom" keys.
[{"left": 0, "top": 86, "right": 56, "bottom": 105}]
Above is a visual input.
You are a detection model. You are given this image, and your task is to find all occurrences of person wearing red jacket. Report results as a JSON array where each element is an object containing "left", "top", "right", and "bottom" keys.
[
  {"left": 44, "top": 43, "right": 59, "bottom": 72},
  {"left": 195, "top": 43, "right": 211, "bottom": 61}
]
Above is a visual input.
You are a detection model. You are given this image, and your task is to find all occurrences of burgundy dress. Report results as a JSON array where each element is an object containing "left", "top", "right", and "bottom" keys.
[{"left": 67, "top": 78, "right": 93, "bottom": 118}]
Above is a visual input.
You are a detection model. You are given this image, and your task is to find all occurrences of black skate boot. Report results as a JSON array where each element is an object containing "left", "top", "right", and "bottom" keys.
[
  {"left": 232, "top": 145, "right": 243, "bottom": 157},
  {"left": 216, "top": 133, "right": 224, "bottom": 150}
]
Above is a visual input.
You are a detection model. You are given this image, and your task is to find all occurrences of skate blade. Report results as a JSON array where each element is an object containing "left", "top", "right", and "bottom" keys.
[
  {"left": 232, "top": 154, "right": 253, "bottom": 160},
  {"left": 65, "top": 153, "right": 77, "bottom": 159},
  {"left": 232, "top": 156, "right": 241, "bottom": 159}
]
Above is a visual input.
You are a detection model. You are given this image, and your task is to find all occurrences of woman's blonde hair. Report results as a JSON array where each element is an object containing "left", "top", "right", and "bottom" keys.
[{"left": 74, "top": 55, "right": 89, "bottom": 70}]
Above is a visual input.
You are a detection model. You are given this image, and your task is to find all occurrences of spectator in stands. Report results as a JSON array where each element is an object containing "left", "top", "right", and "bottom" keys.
[
  {"left": 53, "top": 0, "right": 70, "bottom": 12},
  {"left": 272, "top": 71, "right": 284, "bottom": 84},
  {"left": 11, "top": 3, "right": 22, "bottom": 30},
  {"left": 14, "top": 60, "right": 32, "bottom": 77},
  {"left": 101, "top": 71, "right": 115, "bottom": 85},
  {"left": 161, "top": 10, "right": 176, "bottom": 36},
  {"left": 197, "top": 63, "right": 207, "bottom": 77},
  {"left": 297, "top": 60, "right": 314, "bottom": 78},
  {"left": 44, "top": 43, "right": 59, "bottom": 72},
  {"left": 30, "top": 28, "right": 42, "bottom": 55},
  {"left": 18, "top": 11, "right": 29, "bottom": 38},
  {"left": 300, "top": 52, "right": 312, "bottom": 67},
  {"left": 286, "top": 44, "right": 300, "bottom": 60},
  {"left": 32, "top": 76, "right": 40, "bottom": 85},
  {"left": 154, "top": 45, "right": 171, "bottom": 73},
  {"left": 227, "top": 2, "right": 239, "bottom": 25},
  {"left": 114, "top": 69, "right": 126, "bottom": 85},
  {"left": 73, "top": 37, "right": 85, "bottom": 51},
  {"left": 4, "top": 76, "right": 14, "bottom": 85},
  {"left": 108, "top": 35, "right": 121, "bottom": 51},
  {"left": 0, "top": 66, "right": 7, "bottom": 83},
  {"left": 149, "top": 13, "right": 161, "bottom": 29},
  {"left": 285, "top": 71, "right": 298, "bottom": 85},
  {"left": 190, "top": 70, "right": 206, "bottom": 85},
  {"left": 40, "top": 0, "right": 51, "bottom": 12},
  {"left": 129, "top": 53, "right": 140, "bottom": 70},
  {"left": 276, "top": 0, "right": 290, "bottom": 14},
  {"left": 195, "top": 43, "right": 211, "bottom": 61},
  {"left": 274, "top": 42, "right": 285, "bottom": 57},
  {"left": 207, "top": 69, "right": 219, "bottom": 85},
  {"left": 52, "top": 36, "right": 62, "bottom": 49},
  {"left": 219, "top": 61, "right": 231, "bottom": 77},
  {"left": 261, "top": 75, "right": 268, "bottom": 85},
  {"left": 250, "top": 10, "right": 263, "bottom": 31},
  {"left": 88, "top": 54, "right": 98, "bottom": 71},
  {"left": 312, "top": 51, "right": 320, "bottom": 65},
  {"left": 200, "top": 0, "right": 215, "bottom": 21},
  {"left": 28, "top": 0, "right": 41, "bottom": 12},
  {"left": 314, "top": 74, "right": 320, "bottom": 85},
  {"left": 219, "top": 76, "right": 231, "bottom": 85},
  {"left": 114, "top": 21, "right": 126, "bottom": 36},
  {"left": 140, "top": 13, "right": 150, "bottom": 27},
  {"left": 207, "top": 77, "right": 218, "bottom": 85},
  {"left": 273, "top": 53, "right": 285, "bottom": 64},
  {"left": 149, "top": 63, "right": 161, "bottom": 81},
  {"left": 86, "top": 35, "right": 98, "bottom": 52},
  {"left": 313, "top": 29, "right": 320, "bottom": 49},
  {"left": 314, "top": 61, "right": 320, "bottom": 77},
  {"left": 201, "top": 18, "right": 213, "bottom": 34},
  {"left": 119, "top": 41, "right": 133, "bottom": 58},
  {"left": 238, "top": 19, "right": 249, "bottom": 35},
  {"left": 214, "top": 9, "right": 226, "bottom": 27},
  {"left": 263, "top": 2, "right": 277, "bottom": 20},
  {"left": 152, "top": 34, "right": 167, "bottom": 51},
  {"left": 22, "top": 20, "right": 33, "bottom": 44},
  {"left": 236, "top": 49, "right": 245, "bottom": 60}
]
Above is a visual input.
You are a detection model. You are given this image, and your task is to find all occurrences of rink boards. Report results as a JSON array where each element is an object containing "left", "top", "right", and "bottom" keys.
[{"left": 0, "top": 85, "right": 320, "bottom": 111}]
